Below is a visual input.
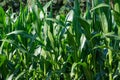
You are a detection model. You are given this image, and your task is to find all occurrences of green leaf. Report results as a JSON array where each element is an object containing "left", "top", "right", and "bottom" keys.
[
  {"left": 0, "top": 7, "right": 5, "bottom": 24},
  {"left": 112, "top": 10, "right": 120, "bottom": 26},
  {"left": 100, "top": 12, "right": 108, "bottom": 33},
  {"left": 78, "top": 17, "right": 91, "bottom": 39},
  {"left": 0, "top": 54, "right": 7, "bottom": 67},
  {"left": 67, "top": 30, "right": 76, "bottom": 47},
  {"left": 71, "top": 62, "right": 92, "bottom": 80},
  {"left": 105, "top": 32, "right": 120, "bottom": 40},
  {"left": 43, "top": 0, "right": 52, "bottom": 12},
  {"left": 48, "top": 30, "right": 54, "bottom": 49},
  {"left": 15, "top": 71, "right": 25, "bottom": 80},
  {"left": 91, "top": 3, "right": 109, "bottom": 12},
  {"left": 80, "top": 34, "right": 86, "bottom": 51},
  {"left": 6, "top": 30, "right": 24, "bottom": 36},
  {"left": 70, "top": 62, "right": 78, "bottom": 78},
  {"left": 46, "top": 18, "right": 65, "bottom": 26}
]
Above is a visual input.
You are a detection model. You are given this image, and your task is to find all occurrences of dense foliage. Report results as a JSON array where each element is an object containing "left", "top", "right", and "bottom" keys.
[{"left": 0, "top": 0, "right": 120, "bottom": 80}]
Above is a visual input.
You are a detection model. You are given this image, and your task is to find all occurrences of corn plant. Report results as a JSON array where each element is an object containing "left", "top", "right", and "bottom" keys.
[{"left": 0, "top": 0, "right": 120, "bottom": 80}]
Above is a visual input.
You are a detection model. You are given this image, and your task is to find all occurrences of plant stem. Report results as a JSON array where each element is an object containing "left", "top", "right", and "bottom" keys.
[{"left": 107, "top": 38, "right": 113, "bottom": 80}]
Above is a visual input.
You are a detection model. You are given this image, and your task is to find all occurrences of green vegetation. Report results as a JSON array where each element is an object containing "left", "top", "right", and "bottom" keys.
[{"left": 0, "top": 0, "right": 120, "bottom": 79}]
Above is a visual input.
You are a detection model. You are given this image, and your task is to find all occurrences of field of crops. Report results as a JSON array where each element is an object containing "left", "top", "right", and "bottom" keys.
[{"left": 0, "top": 0, "right": 120, "bottom": 80}]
